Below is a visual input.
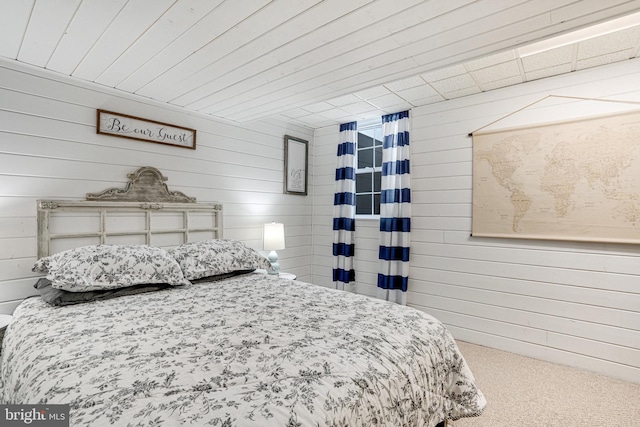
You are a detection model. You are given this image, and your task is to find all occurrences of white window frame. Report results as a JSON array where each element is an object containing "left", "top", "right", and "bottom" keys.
[{"left": 355, "top": 122, "right": 382, "bottom": 218}]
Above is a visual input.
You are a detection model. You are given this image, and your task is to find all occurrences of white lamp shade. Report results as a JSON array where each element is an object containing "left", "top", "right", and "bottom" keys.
[{"left": 263, "top": 222, "right": 285, "bottom": 250}]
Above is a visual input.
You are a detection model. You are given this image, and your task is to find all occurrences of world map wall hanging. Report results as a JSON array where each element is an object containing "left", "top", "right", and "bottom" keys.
[{"left": 471, "top": 108, "right": 640, "bottom": 244}]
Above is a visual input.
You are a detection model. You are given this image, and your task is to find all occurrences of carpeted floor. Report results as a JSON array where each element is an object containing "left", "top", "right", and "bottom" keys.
[{"left": 449, "top": 341, "right": 640, "bottom": 427}]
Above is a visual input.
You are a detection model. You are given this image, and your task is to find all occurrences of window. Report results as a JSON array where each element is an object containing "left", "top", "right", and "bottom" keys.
[{"left": 355, "top": 125, "right": 382, "bottom": 216}]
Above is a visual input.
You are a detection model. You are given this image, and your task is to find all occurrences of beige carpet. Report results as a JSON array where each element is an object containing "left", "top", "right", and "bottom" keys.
[{"left": 449, "top": 341, "right": 640, "bottom": 427}]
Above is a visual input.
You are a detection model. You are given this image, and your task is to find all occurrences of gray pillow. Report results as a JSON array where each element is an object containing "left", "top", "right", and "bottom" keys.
[{"left": 34, "top": 278, "right": 173, "bottom": 306}]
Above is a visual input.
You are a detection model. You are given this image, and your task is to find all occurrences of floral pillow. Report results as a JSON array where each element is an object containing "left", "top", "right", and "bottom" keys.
[
  {"left": 167, "top": 239, "right": 273, "bottom": 280},
  {"left": 33, "top": 245, "right": 191, "bottom": 292}
]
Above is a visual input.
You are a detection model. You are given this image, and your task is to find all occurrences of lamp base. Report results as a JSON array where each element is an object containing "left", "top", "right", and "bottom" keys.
[{"left": 267, "top": 250, "right": 280, "bottom": 275}]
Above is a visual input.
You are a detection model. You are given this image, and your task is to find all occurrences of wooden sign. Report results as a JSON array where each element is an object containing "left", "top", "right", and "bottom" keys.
[{"left": 97, "top": 110, "right": 196, "bottom": 150}]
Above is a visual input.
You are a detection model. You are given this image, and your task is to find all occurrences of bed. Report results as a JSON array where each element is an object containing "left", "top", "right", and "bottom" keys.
[{"left": 0, "top": 167, "right": 485, "bottom": 426}]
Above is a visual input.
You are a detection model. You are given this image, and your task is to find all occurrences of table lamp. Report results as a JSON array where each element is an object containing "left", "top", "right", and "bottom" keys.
[{"left": 263, "top": 222, "right": 285, "bottom": 275}]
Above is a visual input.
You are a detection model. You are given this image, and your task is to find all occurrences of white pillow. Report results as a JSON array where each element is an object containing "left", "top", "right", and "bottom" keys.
[{"left": 33, "top": 245, "right": 190, "bottom": 292}]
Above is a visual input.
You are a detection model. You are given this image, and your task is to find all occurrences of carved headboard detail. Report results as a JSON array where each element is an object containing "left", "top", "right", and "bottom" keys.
[
  {"left": 37, "top": 167, "right": 222, "bottom": 258},
  {"left": 86, "top": 166, "right": 195, "bottom": 203}
]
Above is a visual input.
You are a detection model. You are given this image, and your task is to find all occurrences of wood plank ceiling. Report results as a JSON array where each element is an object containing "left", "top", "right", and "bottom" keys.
[{"left": 2, "top": 0, "right": 640, "bottom": 129}]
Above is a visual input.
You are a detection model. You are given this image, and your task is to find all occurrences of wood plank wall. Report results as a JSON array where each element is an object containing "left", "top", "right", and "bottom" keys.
[
  {"left": 312, "top": 58, "right": 640, "bottom": 383},
  {"left": 0, "top": 60, "right": 314, "bottom": 314}
]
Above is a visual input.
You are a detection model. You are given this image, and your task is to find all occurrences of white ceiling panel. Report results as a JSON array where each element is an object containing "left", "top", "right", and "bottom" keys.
[
  {"left": 300, "top": 101, "right": 335, "bottom": 114},
  {"left": 95, "top": 0, "right": 225, "bottom": 87},
  {"left": 471, "top": 61, "right": 521, "bottom": 85},
  {"left": 340, "top": 102, "right": 380, "bottom": 115},
  {"left": 220, "top": 1, "right": 491, "bottom": 120},
  {"left": 421, "top": 64, "right": 468, "bottom": 82},
  {"left": 18, "top": 0, "right": 81, "bottom": 67},
  {"left": 71, "top": 0, "right": 176, "bottom": 81},
  {"left": 134, "top": 0, "right": 313, "bottom": 101},
  {"left": 384, "top": 76, "right": 427, "bottom": 92},
  {"left": 354, "top": 86, "right": 393, "bottom": 100},
  {"left": 525, "top": 63, "right": 574, "bottom": 81},
  {"left": 280, "top": 108, "right": 312, "bottom": 119},
  {"left": 2, "top": 0, "right": 640, "bottom": 129},
  {"left": 318, "top": 108, "right": 356, "bottom": 121},
  {"left": 430, "top": 74, "right": 478, "bottom": 93},
  {"left": 395, "top": 85, "right": 441, "bottom": 102},
  {"left": 114, "top": 0, "right": 264, "bottom": 92},
  {"left": 176, "top": 0, "right": 424, "bottom": 111},
  {"left": 578, "top": 26, "right": 640, "bottom": 58},
  {"left": 326, "top": 94, "right": 363, "bottom": 107},
  {"left": 521, "top": 46, "right": 575, "bottom": 72},
  {"left": 480, "top": 75, "right": 524, "bottom": 92},
  {"left": 46, "top": 0, "right": 128, "bottom": 74},
  {"left": 0, "top": 0, "right": 35, "bottom": 59},
  {"left": 367, "top": 93, "right": 409, "bottom": 109},
  {"left": 577, "top": 50, "right": 635, "bottom": 69},
  {"left": 466, "top": 51, "right": 517, "bottom": 71},
  {"left": 164, "top": 0, "right": 382, "bottom": 108}
]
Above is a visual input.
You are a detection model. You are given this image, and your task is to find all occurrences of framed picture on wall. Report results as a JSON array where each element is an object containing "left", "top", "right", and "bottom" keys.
[{"left": 284, "top": 135, "right": 308, "bottom": 195}]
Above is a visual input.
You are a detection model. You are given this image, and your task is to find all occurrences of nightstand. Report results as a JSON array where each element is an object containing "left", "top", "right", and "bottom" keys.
[
  {"left": 254, "top": 269, "right": 296, "bottom": 280},
  {"left": 0, "top": 314, "right": 13, "bottom": 355}
]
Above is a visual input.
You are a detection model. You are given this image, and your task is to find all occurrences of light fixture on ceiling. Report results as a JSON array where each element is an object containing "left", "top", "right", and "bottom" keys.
[{"left": 517, "top": 10, "right": 640, "bottom": 57}]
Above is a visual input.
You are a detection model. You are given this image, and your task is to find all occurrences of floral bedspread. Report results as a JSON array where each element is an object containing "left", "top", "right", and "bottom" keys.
[{"left": 0, "top": 273, "right": 485, "bottom": 426}]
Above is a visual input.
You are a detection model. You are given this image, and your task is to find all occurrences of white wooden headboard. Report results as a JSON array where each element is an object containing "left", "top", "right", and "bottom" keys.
[{"left": 37, "top": 167, "right": 223, "bottom": 258}]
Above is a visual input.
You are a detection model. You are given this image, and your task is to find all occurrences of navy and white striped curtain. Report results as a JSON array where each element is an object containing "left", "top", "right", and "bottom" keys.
[
  {"left": 333, "top": 121, "right": 357, "bottom": 291},
  {"left": 378, "top": 111, "right": 411, "bottom": 304}
]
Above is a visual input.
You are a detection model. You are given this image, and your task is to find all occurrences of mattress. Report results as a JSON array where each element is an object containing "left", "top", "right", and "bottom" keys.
[{"left": 0, "top": 272, "right": 485, "bottom": 426}]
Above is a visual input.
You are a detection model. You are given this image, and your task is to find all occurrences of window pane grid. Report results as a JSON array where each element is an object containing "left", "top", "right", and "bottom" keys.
[{"left": 355, "top": 126, "right": 382, "bottom": 216}]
